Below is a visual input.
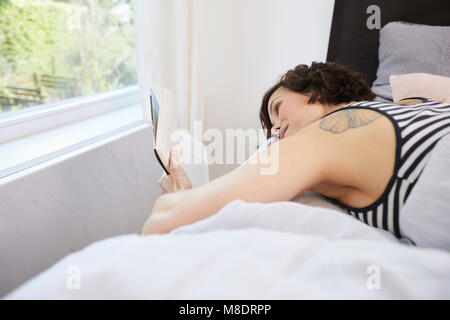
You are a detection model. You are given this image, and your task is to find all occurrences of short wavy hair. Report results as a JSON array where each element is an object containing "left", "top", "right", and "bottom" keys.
[{"left": 259, "top": 61, "right": 377, "bottom": 138}]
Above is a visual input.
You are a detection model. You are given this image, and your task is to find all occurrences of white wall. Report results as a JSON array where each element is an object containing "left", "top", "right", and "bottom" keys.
[
  {"left": 0, "top": 126, "right": 161, "bottom": 297},
  {"left": 201, "top": 0, "right": 335, "bottom": 179}
]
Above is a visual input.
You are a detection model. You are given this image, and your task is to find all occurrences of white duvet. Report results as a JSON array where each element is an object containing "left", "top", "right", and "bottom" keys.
[{"left": 4, "top": 191, "right": 450, "bottom": 299}]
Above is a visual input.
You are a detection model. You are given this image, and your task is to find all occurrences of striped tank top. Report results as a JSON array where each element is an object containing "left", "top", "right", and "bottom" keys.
[{"left": 319, "top": 98, "right": 450, "bottom": 241}]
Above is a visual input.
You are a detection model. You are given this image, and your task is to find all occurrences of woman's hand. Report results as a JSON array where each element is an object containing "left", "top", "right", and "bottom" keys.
[{"left": 158, "top": 150, "right": 193, "bottom": 193}]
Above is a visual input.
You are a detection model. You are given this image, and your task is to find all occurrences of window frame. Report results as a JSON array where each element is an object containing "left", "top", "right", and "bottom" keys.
[
  {"left": 0, "top": 85, "right": 140, "bottom": 144},
  {"left": 0, "top": 85, "right": 150, "bottom": 181}
]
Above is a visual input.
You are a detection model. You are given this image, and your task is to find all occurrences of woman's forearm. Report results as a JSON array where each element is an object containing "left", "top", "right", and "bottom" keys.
[
  {"left": 141, "top": 209, "right": 176, "bottom": 234},
  {"left": 141, "top": 192, "right": 184, "bottom": 235},
  {"left": 141, "top": 186, "right": 220, "bottom": 235}
]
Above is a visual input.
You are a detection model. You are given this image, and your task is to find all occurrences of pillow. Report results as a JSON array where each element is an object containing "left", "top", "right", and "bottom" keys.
[
  {"left": 400, "top": 133, "right": 450, "bottom": 251},
  {"left": 390, "top": 73, "right": 450, "bottom": 104},
  {"left": 371, "top": 21, "right": 450, "bottom": 102},
  {"left": 235, "top": 136, "right": 278, "bottom": 169}
]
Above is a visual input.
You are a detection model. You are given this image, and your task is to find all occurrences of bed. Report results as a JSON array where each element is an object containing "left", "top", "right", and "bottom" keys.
[
  {"left": 4, "top": 0, "right": 450, "bottom": 299},
  {"left": 3, "top": 193, "right": 450, "bottom": 299}
]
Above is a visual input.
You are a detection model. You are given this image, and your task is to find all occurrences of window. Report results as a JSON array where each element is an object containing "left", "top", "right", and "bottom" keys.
[
  {"left": 0, "top": 0, "right": 137, "bottom": 116},
  {"left": 0, "top": 0, "right": 143, "bottom": 180}
]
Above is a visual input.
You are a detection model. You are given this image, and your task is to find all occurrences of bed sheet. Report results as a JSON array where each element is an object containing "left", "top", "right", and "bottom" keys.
[{"left": 4, "top": 196, "right": 450, "bottom": 299}]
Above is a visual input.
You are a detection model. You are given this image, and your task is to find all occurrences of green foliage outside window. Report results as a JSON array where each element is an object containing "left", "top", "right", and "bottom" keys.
[{"left": 0, "top": 0, "right": 137, "bottom": 112}]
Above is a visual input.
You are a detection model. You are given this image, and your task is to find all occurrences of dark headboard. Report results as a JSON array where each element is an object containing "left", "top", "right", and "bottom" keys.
[{"left": 326, "top": 0, "right": 450, "bottom": 86}]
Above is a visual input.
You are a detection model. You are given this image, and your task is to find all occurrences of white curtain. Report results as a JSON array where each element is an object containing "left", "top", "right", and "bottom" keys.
[
  {"left": 133, "top": 0, "right": 205, "bottom": 135},
  {"left": 133, "top": 0, "right": 335, "bottom": 179}
]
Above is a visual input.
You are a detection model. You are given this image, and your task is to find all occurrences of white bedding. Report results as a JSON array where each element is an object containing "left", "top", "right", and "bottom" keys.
[{"left": 4, "top": 192, "right": 450, "bottom": 299}]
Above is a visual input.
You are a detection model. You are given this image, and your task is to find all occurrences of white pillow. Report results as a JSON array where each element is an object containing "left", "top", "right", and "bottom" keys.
[{"left": 236, "top": 136, "right": 279, "bottom": 169}]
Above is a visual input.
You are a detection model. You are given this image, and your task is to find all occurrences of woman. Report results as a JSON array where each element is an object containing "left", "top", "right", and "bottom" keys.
[{"left": 143, "top": 62, "right": 450, "bottom": 241}]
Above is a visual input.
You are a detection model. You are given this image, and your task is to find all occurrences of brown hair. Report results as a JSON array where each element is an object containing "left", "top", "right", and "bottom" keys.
[{"left": 259, "top": 61, "right": 377, "bottom": 138}]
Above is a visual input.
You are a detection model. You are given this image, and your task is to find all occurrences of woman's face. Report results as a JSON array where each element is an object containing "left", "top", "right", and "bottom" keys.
[{"left": 267, "top": 86, "right": 333, "bottom": 139}]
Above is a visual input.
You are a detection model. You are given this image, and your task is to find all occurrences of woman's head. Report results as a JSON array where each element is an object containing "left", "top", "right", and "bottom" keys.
[{"left": 259, "top": 61, "right": 376, "bottom": 139}]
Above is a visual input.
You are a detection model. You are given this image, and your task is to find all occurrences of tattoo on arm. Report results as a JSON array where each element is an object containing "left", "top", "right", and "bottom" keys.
[{"left": 320, "top": 109, "right": 382, "bottom": 134}]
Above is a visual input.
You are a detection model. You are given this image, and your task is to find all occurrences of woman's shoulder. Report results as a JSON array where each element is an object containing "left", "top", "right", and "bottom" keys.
[
  {"left": 304, "top": 103, "right": 389, "bottom": 139},
  {"left": 298, "top": 107, "right": 397, "bottom": 203},
  {"left": 319, "top": 107, "right": 384, "bottom": 134}
]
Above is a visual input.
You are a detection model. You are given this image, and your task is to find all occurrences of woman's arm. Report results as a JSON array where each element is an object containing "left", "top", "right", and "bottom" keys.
[{"left": 141, "top": 127, "right": 327, "bottom": 235}]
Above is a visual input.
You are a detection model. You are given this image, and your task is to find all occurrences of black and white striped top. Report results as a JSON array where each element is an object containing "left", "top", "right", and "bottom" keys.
[{"left": 320, "top": 98, "right": 450, "bottom": 241}]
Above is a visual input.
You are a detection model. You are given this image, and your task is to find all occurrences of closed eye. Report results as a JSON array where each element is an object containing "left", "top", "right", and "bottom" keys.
[
  {"left": 275, "top": 103, "right": 280, "bottom": 114},
  {"left": 270, "top": 100, "right": 281, "bottom": 126}
]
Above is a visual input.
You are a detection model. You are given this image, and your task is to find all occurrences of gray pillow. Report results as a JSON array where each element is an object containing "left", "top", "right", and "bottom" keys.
[
  {"left": 400, "top": 133, "right": 450, "bottom": 251},
  {"left": 372, "top": 21, "right": 450, "bottom": 102}
]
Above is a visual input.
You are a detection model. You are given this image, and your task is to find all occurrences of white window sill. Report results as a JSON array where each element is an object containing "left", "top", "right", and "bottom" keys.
[
  {"left": 0, "top": 104, "right": 148, "bottom": 182},
  {"left": 0, "top": 85, "right": 140, "bottom": 143}
]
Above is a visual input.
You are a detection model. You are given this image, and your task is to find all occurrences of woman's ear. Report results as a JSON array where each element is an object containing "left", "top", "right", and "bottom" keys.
[{"left": 271, "top": 125, "right": 280, "bottom": 138}]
